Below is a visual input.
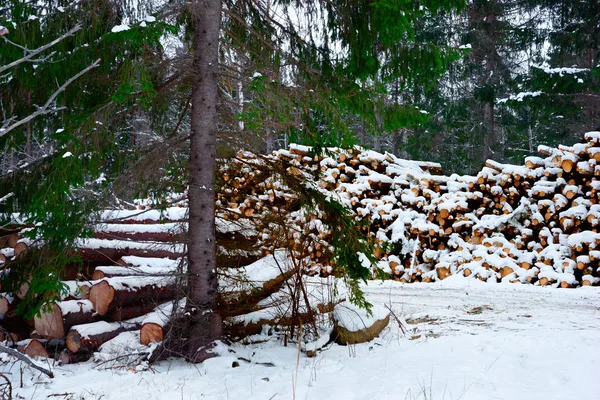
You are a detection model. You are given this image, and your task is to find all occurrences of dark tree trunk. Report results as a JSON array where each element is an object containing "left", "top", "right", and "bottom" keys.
[
  {"left": 482, "top": 10, "right": 497, "bottom": 162},
  {"left": 483, "top": 101, "right": 495, "bottom": 161},
  {"left": 183, "top": 0, "right": 223, "bottom": 362}
]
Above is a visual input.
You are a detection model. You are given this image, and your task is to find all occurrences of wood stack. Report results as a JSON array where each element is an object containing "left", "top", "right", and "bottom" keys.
[
  {"left": 2, "top": 131, "right": 600, "bottom": 364},
  {"left": 0, "top": 208, "right": 192, "bottom": 362},
  {"left": 216, "top": 132, "right": 600, "bottom": 287},
  {"left": 0, "top": 231, "right": 29, "bottom": 266},
  {"left": 0, "top": 206, "right": 289, "bottom": 363}
]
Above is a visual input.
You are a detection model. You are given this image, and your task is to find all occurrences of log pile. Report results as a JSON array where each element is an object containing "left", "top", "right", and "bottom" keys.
[
  {"left": 0, "top": 207, "right": 296, "bottom": 363},
  {"left": 0, "top": 209, "right": 191, "bottom": 363},
  {"left": 2, "top": 131, "right": 600, "bottom": 364},
  {"left": 217, "top": 131, "right": 600, "bottom": 287}
]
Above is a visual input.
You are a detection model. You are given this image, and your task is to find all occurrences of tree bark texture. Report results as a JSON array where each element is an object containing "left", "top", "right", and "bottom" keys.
[
  {"left": 185, "top": 0, "right": 223, "bottom": 362},
  {"left": 483, "top": 9, "right": 497, "bottom": 162}
]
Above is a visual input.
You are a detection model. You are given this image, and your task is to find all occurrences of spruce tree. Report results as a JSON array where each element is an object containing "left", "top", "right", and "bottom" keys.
[{"left": 2, "top": 0, "right": 467, "bottom": 358}]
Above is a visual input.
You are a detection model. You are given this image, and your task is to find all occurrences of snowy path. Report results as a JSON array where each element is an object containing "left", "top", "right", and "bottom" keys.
[{"left": 11, "top": 280, "right": 600, "bottom": 400}]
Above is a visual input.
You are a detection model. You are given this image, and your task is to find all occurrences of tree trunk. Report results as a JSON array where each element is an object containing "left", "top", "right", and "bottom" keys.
[
  {"left": 482, "top": 10, "right": 497, "bottom": 162},
  {"left": 483, "top": 101, "right": 495, "bottom": 161},
  {"left": 183, "top": 0, "right": 223, "bottom": 362}
]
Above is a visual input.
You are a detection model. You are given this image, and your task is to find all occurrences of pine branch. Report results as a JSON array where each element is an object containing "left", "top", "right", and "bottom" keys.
[
  {"left": 0, "top": 25, "right": 81, "bottom": 74},
  {"left": 0, "top": 58, "right": 101, "bottom": 138}
]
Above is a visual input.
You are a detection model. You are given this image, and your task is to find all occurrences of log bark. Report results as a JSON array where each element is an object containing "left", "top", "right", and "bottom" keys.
[
  {"left": 93, "top": 225, "right": 184, "bottom": 243},
  {"left": 66, "top": 319, "right": 142, "bottom": 353},
  {"left": 91, "top": 265, "right": 178, "bottom": 280},
  {"left": 106, "top": 303, "right": 161, "bottom": 321},
  {"left": 76, "top": 246, "right": 182, "bottom": 263}
]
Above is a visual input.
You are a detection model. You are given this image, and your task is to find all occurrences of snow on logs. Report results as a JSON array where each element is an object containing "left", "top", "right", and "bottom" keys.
[
  {"left": 75, "top": 238, "right": 185, "bottom": 262},
  {"left": 66, "top": 318, "right": 143, "bottom": 353},
  {"left": 216, "top": 132, "right": 600, "bottom": 287},
  {"left": 88, "top": 276, "right": 178, "bottom": 316},
  {"left": 4, "top": 132, "right": 600, "bottom": 363},
  {"left": 0, "top": 212, "right": 191, "bottom": 361}
]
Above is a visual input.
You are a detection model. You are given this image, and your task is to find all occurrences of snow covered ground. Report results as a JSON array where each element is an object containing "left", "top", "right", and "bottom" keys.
[{"left": 9, "top": 279, "right": 600, "bottom": 400}]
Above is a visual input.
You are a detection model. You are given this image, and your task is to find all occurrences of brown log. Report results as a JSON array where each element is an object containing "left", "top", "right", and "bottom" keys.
[
  {"left": 66, "top": 319, "right": 142, "bottom": 353},
  {"left": 33, "top": 300, "right": 99, "bottom": 339},
  {"left": 56, "top": 349, "right": 92, "bottom": 364},
  {"left": 436, "top": 267, "right": 450, "bottom": 280},
  {"left": 34, "top": 300, "right": 97, "bottom": 339},
  {"left": 106, "top": 303, "right": 160, "bottom": 322},
  {"left": 18, "top": 339, "right": 49, "bottom": 358},
  {"left": 538, "top": 277, "right": 551, "bottom": 286},
  {"left": 561, "top": 159, "right": 575, "bottom": 173},
  {"left": 88, "top": 278, "right": 177, "bottom": 316},
  {"left": 13, "top": 242, "right": 27, "bottom": 258},
  {"left": 91, "top": 265, "right": 178, "bottom": 281},
  {"left": 499, "top": 266, "right": 514, "bottom": 278},
  {"left": 76, "top": 246, "right": 182, "bottom": 263},
  {"left": 7, "top": 234, "right": 19, "bottom": 248},
  {"left": 93, "top": 231, "right": 180, "bottom": 242},
  {"left": 0, "top": 332, "right": 20, "bottom": 343},
  {"left": 16, "top": 277, "right": 31, "bottom": 300},
  {"left": 140, "top": 322, "right": 163, "bottom": 345},
  {"left": 0, "top": 294, "right": 15, "bottom": 317}
]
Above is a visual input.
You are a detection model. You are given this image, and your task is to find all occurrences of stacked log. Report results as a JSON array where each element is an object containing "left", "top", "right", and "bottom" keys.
[
  {"left": 0, "top": 211, "right": 191, "bottom": 361},
  {"left": 2, "top": 131, "right": 600, "bottom": 364},
  {"left": 0, "top": 231, "right": 29, "bottom": 264},
  {"left": 215, "top": 132, "right": 600, "bottom": 287},
  {"left": 0, "top": 206, "right": 292, "bottom": 363}
]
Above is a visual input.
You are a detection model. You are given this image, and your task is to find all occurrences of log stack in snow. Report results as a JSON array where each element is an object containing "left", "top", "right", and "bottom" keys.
[
  {"left": 0, "top": 210, "right": 192, "bottom": 362},
  {"left": 216, "top": 131, "right": 600, "bottom": 287},
  {"left": 2, "top": 132, "right": 600, "bottom": 364},
  {"left": 0, "top": 206, "right": 295, "bottom": 363}
]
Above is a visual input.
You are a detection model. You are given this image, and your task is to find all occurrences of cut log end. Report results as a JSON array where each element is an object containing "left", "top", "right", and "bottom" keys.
[
  {"left": 65, "top": 330, "right": 83, "bottom": 353},
  {"left": 14, "top": 242, "right": 28, "bottom": 258},
  {"left": 20, "top": 340, "right": 49, "bottom": 358},
  {"left": 91, "top": 270, "right": 106, "bottom": 281},
  {"left": 34, "top": 303, "right": 65, "bottom": 339},
  {"left": 0, "top": 297, "right": 10, "bottom": 316},
  {"left": 89, "top": 280, "right": 116, "bottom": 316},
  {"left": 140, "top": 322, "right": 163, "bottom": 345}
]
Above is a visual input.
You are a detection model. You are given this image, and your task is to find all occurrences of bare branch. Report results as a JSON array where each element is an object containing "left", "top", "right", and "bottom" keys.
[
  {"left": 0, "top": 25, "right": 81, "bottom": 74},
  {"left": 0, "top": 192, "right": 13, "bottom": 204},
  {"left": 0, "top": 58, "right": 101, "bottom": 138},
  {"left": 0, "top": 345, "right": 54, "bottom": 378}
]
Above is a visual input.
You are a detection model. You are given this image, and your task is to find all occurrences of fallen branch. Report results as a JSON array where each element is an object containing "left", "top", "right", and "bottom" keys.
[{"left": 0, "top": 345, "right": 53, "bottom": 378}]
